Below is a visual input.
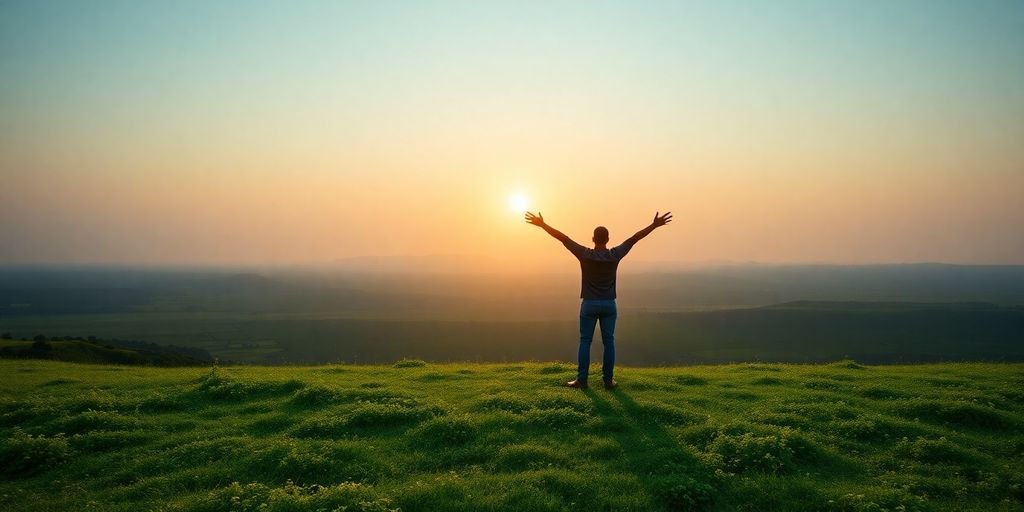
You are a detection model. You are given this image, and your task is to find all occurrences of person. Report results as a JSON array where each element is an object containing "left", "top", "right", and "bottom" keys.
[{"left": 525, "top": 210, "right": 672, "bottom": 390}]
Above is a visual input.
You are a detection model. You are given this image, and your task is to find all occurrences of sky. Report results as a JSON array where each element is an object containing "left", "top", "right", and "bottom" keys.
[{"left": 1, "top": 0, "right": 1022, "bottom": 268}]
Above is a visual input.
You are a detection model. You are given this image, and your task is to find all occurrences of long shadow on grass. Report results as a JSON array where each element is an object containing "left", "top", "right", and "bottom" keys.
[{"left": 584, "top": 389, "right": 716, "bottom": 510}]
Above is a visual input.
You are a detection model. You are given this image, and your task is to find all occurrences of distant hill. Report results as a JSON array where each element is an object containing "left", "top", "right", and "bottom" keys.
[{"left": 0, "top": 337, "right": 212, "bottom": 366}]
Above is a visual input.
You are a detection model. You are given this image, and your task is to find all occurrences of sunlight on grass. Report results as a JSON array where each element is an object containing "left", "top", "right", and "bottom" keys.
[{"left": 0, "top": 360, "right": 1022, "bottom": 511}]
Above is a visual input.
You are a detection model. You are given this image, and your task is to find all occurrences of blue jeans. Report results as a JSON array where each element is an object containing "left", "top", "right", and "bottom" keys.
[{"left": 578, "top": 299, "right": 617, "bottom": 381}]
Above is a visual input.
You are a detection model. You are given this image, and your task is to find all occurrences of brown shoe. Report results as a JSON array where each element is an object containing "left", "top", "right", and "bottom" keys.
[
  {"left": 603, "top": 379, "right": 618, "bottom": 390},
  {"left": 564, "top": 378, "right": 588, "bottom": 389}
]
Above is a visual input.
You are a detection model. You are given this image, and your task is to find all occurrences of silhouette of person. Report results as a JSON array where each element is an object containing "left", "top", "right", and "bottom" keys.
[{"left": 526, "top": 211, "right": 672, "bottom": 389}]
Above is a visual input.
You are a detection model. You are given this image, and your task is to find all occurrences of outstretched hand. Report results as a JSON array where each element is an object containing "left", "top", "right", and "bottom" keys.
[
  {"left": 525, "top": 211, "right": 545, "bottom": 227},
  {"left": 652, "top": 211, "right": 673, "bottom": 228}
]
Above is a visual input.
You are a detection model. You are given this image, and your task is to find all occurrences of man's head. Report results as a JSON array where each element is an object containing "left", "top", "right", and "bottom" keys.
[{"left": 593, "top": 226, "right": 609, "bottom": 246}]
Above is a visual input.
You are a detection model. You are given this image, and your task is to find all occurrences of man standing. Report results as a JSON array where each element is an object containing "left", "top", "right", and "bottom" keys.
[{"left": 526, "top": 211, "right": 672, "bottom": 390}]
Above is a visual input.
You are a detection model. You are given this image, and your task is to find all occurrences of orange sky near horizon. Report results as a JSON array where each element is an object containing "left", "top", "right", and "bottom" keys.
[{"left": 2, "top": 1, "right": 1022, "bottom": 268}]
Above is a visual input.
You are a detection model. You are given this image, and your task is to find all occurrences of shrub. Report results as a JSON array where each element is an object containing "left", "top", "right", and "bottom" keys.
[{"left": 0, "top": 428, "right": 72, "bottom": 478}]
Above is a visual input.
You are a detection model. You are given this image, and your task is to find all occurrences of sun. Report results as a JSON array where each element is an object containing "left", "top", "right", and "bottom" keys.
[{"left": 507, "top": 191, "right": 530, "bottom": 212}]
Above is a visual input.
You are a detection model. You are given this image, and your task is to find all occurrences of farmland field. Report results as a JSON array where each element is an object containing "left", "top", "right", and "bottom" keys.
[{"left": 1, "top": 360, "right": 1022, "bottom": 511}]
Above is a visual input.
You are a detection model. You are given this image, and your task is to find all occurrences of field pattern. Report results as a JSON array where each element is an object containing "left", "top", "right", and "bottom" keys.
[{"left": 1, "top": 360, "right": 1022, "bottom": 511}]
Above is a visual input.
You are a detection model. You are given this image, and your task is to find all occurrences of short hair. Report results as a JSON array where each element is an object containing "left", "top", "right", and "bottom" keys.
[{"left": 593, "top": 226, "right": 609, "bottom": 244}]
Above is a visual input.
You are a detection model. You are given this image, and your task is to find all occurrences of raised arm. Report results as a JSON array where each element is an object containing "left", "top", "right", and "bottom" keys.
[
  {"left": 627, "top": 211, "right": 673, "bottom": 244},
  {"left": 524, "top": 212, "right": 571, "bottom": 242}
]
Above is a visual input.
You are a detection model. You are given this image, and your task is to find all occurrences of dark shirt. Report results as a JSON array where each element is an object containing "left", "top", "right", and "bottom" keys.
[{"left": 561, "top": 236, "right": 638, "bottom": 299}]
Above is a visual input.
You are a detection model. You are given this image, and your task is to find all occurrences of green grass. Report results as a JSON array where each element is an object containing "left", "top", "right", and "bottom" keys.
[{"left": 1, "top": 360, "right": 1022, "bottom": 511}]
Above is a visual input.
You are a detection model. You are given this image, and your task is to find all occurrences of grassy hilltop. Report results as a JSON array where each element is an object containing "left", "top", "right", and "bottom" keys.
[{"left": 1, "top": 360, "right": 1022, "bottom": 511}]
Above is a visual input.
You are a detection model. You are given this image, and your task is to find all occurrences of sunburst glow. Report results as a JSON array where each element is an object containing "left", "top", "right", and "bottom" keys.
[{"left": 508, "top": 192, "right": 530, "bottom": 212}]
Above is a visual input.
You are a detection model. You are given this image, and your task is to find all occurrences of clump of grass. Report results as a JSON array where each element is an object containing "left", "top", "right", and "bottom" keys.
[
  {"left": 706, "top": 426, "right": 819, "bottom": 474},
  {"left": 633, "top": 401, "right": 703, "bottom": 426},
  {"left": 493, "top": 443, "right": 569, "bottom": 471},
  {"left": 718, "top": 390, "right": 759, "bottom": 401},
  {"left": 248, "top": 414, "right": 294, "bottom": 435},
  {"left": 675, "top": 375, "right": 708, "bottom": 386},
  {"left": 894, "top": 436, "right": 978, "bottom": 464},
  {"left": 536, "top": 363, "right": 569, "bottom": 374},
  {"left": 351, "top": 403, "right": 440, "bottom": 428},
  {"left": 748, "top": 412, "right": 811, "bottom": 430},
  {"left": 40, "top": 378, "right": 79, "bottom": 386},
  {"left": 50, "top": 410, "right": 138, "bottom": 434},
  {"left": 474, "top": 392, "right": 531, "bottom": 414},
  {"left": 830, "top": 359, "right": 867, "bottom": 370},
  {"left": 270, "top": 442, "right": 382, "bottom": 484},
  {"left": 803, "top": 379, "right": 846, "bottom": 391},
  {"left": 348, "top": 389, "right": 418, "bottom": 406},
  {"left": 651, "top": 475, "right": 716, "bottom": 512},
  {"left": 295, "top": 402, "right": 445, "bottom": 433},
  {"left": 392, "top": 472, "right": 476, "bottom": 511},
  {"left": 520, "top": 407, "right": 588, "bottom": 429},
  {"left": 751, "top": 376, "right": 784, "bottom": 386},
  {"left": 417, "top": 372, "right": 453, "bottom": 381},
  {"left": 290, "top": 385, "right": 346, "bottom": 407},
  {"left": 136, "top": 392, "right": 188, "bottom": 413},
  {"left": 859, "top": 386, "right": 907, "bottom": 400},
  {"left": 899, "top": 398, "right": 1012, "bottom": 429},
  {"left": 194, "top": 369, "right": 304, "bottom": 400},
  {"left": 493, "top": 365, "right": 525, "bottom": 372},
  {"left": 185, "top": 480, "right": 396, "bottom": 512},
  {"left": 409, "top": 415, "right": 477, "bottom": 446},
  {"left": 735, "top": 364, "right": 783, "bottom": 372},
  {"left": 0, "top": 428, "right": 72, "bottom": 478},
  {"left": 831, "top": 488, "right": 927, "bottom": 512},
  {"left": 577, "top": 435, "right": 622, "bottom": 460},
  {"left": 70, "top": 430, "right": 152, "bottom": 452},
  {"left": 597, "top": 416, "right": 631, "bottom": 433},
  {"left": 828, "top": 417, "right": 921, "bottom": 442},
  {"left": 778, "top": 401, "right": 858, "bottom": 421},
  {"left": 393, "top": 359, "right": 426, "bottom": 368},
  {"left": 528, "top": 391, "right": 593, "bottom": 414}
]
